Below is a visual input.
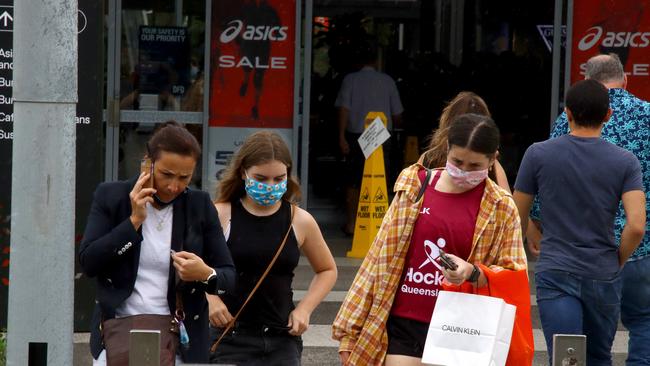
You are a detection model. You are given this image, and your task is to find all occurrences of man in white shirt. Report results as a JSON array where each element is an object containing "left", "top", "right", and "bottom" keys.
[{"left": 335, "top": 44, "right": 404, "bottom": 235}]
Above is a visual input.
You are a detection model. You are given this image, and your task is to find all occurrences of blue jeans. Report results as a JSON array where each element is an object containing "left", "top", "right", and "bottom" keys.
[
  {"left": 621, "top": 256, "right": 650, "bottom": 366},
  {"left": 535, "top": 270, "right": 622, "bottom": 366}
]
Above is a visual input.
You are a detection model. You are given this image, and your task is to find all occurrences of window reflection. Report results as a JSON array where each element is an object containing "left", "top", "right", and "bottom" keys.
[{"left": 119, "top": 2, "right": 205, "bottom": 112}]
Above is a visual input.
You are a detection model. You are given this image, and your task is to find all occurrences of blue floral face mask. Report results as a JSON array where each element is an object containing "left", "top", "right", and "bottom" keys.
[{"left": 244, "top": 173, "right": 288, "bottom": 206}]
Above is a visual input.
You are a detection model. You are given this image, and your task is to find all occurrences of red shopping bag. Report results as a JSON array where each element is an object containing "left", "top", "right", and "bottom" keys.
[{"left": 442, "top": 265, "right": 534, "bottom": 366}]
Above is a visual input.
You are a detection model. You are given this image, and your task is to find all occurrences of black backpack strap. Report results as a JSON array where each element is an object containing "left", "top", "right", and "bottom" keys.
[{"left": 416, "top": 168, "right": 432, "bottom": 202}]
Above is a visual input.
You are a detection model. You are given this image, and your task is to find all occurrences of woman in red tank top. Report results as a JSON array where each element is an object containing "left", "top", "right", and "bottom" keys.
[{"left": 334, "top": 114, "right": 529, "bottom": 366}]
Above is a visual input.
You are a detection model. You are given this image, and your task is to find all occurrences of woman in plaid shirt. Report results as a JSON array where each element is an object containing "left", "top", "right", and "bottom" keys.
[{"left": 333, "top": 114, "right": 528, "bottom": 365}]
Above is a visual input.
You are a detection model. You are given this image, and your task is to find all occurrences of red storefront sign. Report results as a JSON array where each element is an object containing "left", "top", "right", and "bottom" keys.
[
  {"left": 209, "top": 0, "right": 295, "bottom": 128},
  {"left": 571, "top": 0, "right": 650, "bottom": 100}
]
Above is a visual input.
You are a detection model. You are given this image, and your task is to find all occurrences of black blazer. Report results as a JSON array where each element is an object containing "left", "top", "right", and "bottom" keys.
[{"left": 79, "top": 176, "right": 236, "bottom": 363}]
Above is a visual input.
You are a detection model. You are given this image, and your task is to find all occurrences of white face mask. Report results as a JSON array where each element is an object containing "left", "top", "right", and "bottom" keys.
[{"left": 445, "top": 161, "right": 488, "bottom": 189}]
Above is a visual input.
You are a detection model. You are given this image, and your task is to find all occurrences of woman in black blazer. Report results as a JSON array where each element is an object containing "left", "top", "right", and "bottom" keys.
[{"left": 79, "top": 122, "right": 236, "bottom": 365}]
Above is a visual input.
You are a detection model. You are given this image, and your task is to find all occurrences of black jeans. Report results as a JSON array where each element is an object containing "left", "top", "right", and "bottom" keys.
[{"left": 209, "top": 325, "right": 303, "bottom": 366}]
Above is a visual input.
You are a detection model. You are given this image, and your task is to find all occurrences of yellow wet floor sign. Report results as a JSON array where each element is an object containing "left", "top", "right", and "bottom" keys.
[{"left": 348, "top": 112, "right": 390, "bottom": 259}]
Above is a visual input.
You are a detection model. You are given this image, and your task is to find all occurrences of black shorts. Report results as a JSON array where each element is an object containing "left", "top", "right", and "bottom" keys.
[
  {"left": 386, "top": 315, "right": 429, "bottom": 358},
  {"left": 343, "top": 131, "right": 365, "bottom": 188}
]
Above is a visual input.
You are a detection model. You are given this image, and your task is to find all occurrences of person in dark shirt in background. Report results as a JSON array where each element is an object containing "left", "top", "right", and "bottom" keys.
[
  {"left": 527, "top": 53, "right": 650, "bottom": 366},
  {"left": 514, "top": 79, "right": 646, "bottom": 365}
]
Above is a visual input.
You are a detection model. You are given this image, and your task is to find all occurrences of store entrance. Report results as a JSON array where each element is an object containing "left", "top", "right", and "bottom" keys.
[
  {"left": 104, "top": 0, "right": 207, "bottom": 185},
  {"left": 307, "top": 0, "right": 556, "bottom": 211},
  {"left": 73, "top": 0, "right": 209, "bottom": 331}
]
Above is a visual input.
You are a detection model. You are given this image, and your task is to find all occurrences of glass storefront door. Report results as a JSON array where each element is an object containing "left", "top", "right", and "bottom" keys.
[
  {"left": 105, "top": 0, "right": 207, "bottom": 188},
  {"left": 72, "top": 0, "right": 210, "bottom": 331}
]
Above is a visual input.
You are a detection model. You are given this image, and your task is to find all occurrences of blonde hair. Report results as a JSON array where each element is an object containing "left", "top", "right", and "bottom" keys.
[
  {"left": 421, "top": 92, "right": 491, "bottom": 168},
  {"left": 215, "top": 131, "right": 301, "bottom": 203}
]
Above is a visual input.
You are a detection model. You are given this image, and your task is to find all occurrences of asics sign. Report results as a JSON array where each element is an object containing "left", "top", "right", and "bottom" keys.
[
  {"left": 220, "top": 20, "right": 288, "bottom": 43},
  {"left": 578, "top": 26, "right": 650, "bottom": 51}
]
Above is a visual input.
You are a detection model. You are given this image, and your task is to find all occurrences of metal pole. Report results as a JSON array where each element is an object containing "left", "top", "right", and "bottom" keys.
[
  {"left": 105, "top": 0, "right": 121, "bottom": 182},
  {"left": 550, "top": 0, "right": 564, "bottom": 127},
  {"left": 564, "top": 0, "right": 574, "bottom": 91},
  {"left": 453, "top": 0, "right": 465, "bottom": 66},
  {"left": 105, "top": 0, "right": 117, "bottom": 181},
  {"left": 7, "top": 0, "right": 77, "bottom": 365},
  {"left": 202, "top": 0, "right": 212, "bottom": 193},
  {"left": 434, "top": 0, "right": 442, "bottom": 53},
  {"left": 291, "top": 0, "right": 302, "bottom": 178},
  {"left": 175, "top": 0, "right": 183, "bottom": 26},
  {"left": 300, "top": 0, "right": 313, "bottom": 208}
]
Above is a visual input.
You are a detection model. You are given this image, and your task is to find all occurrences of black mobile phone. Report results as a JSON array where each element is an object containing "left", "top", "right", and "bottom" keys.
[{"left": 437, "top": 249, "right": 458, "bottom": 271}]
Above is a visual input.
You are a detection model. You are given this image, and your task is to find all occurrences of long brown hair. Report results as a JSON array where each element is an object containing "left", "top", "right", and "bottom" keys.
[
  {"left": 421, "top": 92, "right": 491, "bottom": 168},
  {"left": 215, "top": 131, "right": 301, "bottom": 203}
]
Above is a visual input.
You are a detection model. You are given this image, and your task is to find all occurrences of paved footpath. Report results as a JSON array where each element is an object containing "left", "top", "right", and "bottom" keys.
[{"left": 73, "top": 208, "right": 630, "bottom": 365}]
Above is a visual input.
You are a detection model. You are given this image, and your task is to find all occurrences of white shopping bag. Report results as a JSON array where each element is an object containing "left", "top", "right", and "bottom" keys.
[{"left": 421, "top": 291, "right": 516, "bottom": 366}]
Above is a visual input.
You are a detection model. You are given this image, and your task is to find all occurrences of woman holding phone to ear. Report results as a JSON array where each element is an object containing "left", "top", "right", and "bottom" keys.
[
  {"left": 79, "top": 121, "right": 236, "bottom": 365},
  {"left": 207, "top": 130, "right": 337, "bottom": 365},
  {"left": 333, "top": 114, "right": 528, "bottom": 366}
]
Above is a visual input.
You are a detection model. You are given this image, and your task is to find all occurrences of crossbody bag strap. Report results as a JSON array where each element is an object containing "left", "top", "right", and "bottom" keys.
[
  {"left": 210, "top": 204, "right": 296, "bottom": 353},
  {"left": 416, "top": 168, "right": 432, "bottom": 202}
]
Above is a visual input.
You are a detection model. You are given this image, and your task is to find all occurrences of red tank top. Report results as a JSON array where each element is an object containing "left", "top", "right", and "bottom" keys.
[{"left": 390, "top": 169, "right": 485, "bottom": 323}]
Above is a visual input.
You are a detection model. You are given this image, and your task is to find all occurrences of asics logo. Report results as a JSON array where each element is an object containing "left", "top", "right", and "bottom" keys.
[
  {"left": 220, "top": 20, "right": 243, "bottom": 43},
  {"left": 578, "top": 26, "right": 603, "bottom": 51},
  {"left": 578, "top": 26, "right": 650, "bottom": 51},
  {"left": 219, "top": 19, "right": 289, "bottom": 43}
]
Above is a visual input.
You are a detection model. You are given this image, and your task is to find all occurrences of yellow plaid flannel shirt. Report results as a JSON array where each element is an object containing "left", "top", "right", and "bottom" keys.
[{"left": 332, "top": 164, "right": 527, "bottom": 365}]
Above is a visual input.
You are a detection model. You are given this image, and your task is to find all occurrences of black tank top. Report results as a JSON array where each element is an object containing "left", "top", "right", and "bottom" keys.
[{"left": 222, "top": 199, "right": 300, "bottom": 327}]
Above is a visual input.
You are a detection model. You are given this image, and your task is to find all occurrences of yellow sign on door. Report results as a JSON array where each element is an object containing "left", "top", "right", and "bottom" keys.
[{"left": 347, "top": 112, "right": 390, "bottom": 259}]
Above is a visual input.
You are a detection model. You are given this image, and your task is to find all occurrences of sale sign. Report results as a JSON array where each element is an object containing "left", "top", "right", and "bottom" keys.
[
  {"left": 571, "top": 0, "right": 650, "bottom": 99},
  {"left": 209, "top": 0, "right": 296, "bottom": 128}
]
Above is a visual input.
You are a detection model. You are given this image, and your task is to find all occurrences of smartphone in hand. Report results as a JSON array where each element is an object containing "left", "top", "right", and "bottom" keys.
[
  {"left": 140, "top": 157, "right": 154, "bottom": 189},
  {"left": 437, "top": 249, "right": 458, "bottom": 271}
]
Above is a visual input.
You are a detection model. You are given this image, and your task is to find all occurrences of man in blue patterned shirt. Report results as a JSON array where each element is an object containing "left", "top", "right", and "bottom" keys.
[{"left": 529, "top": 53, "right": 650, "bottom": 365}]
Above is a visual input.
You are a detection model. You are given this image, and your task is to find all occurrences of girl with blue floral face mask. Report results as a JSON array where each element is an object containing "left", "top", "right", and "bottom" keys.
[
  {"left": 207, "top": 131, "right": 337, "bottom": 366},
  {"left": 243, "top": 161, "right": 289, "bottom": 207}
]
